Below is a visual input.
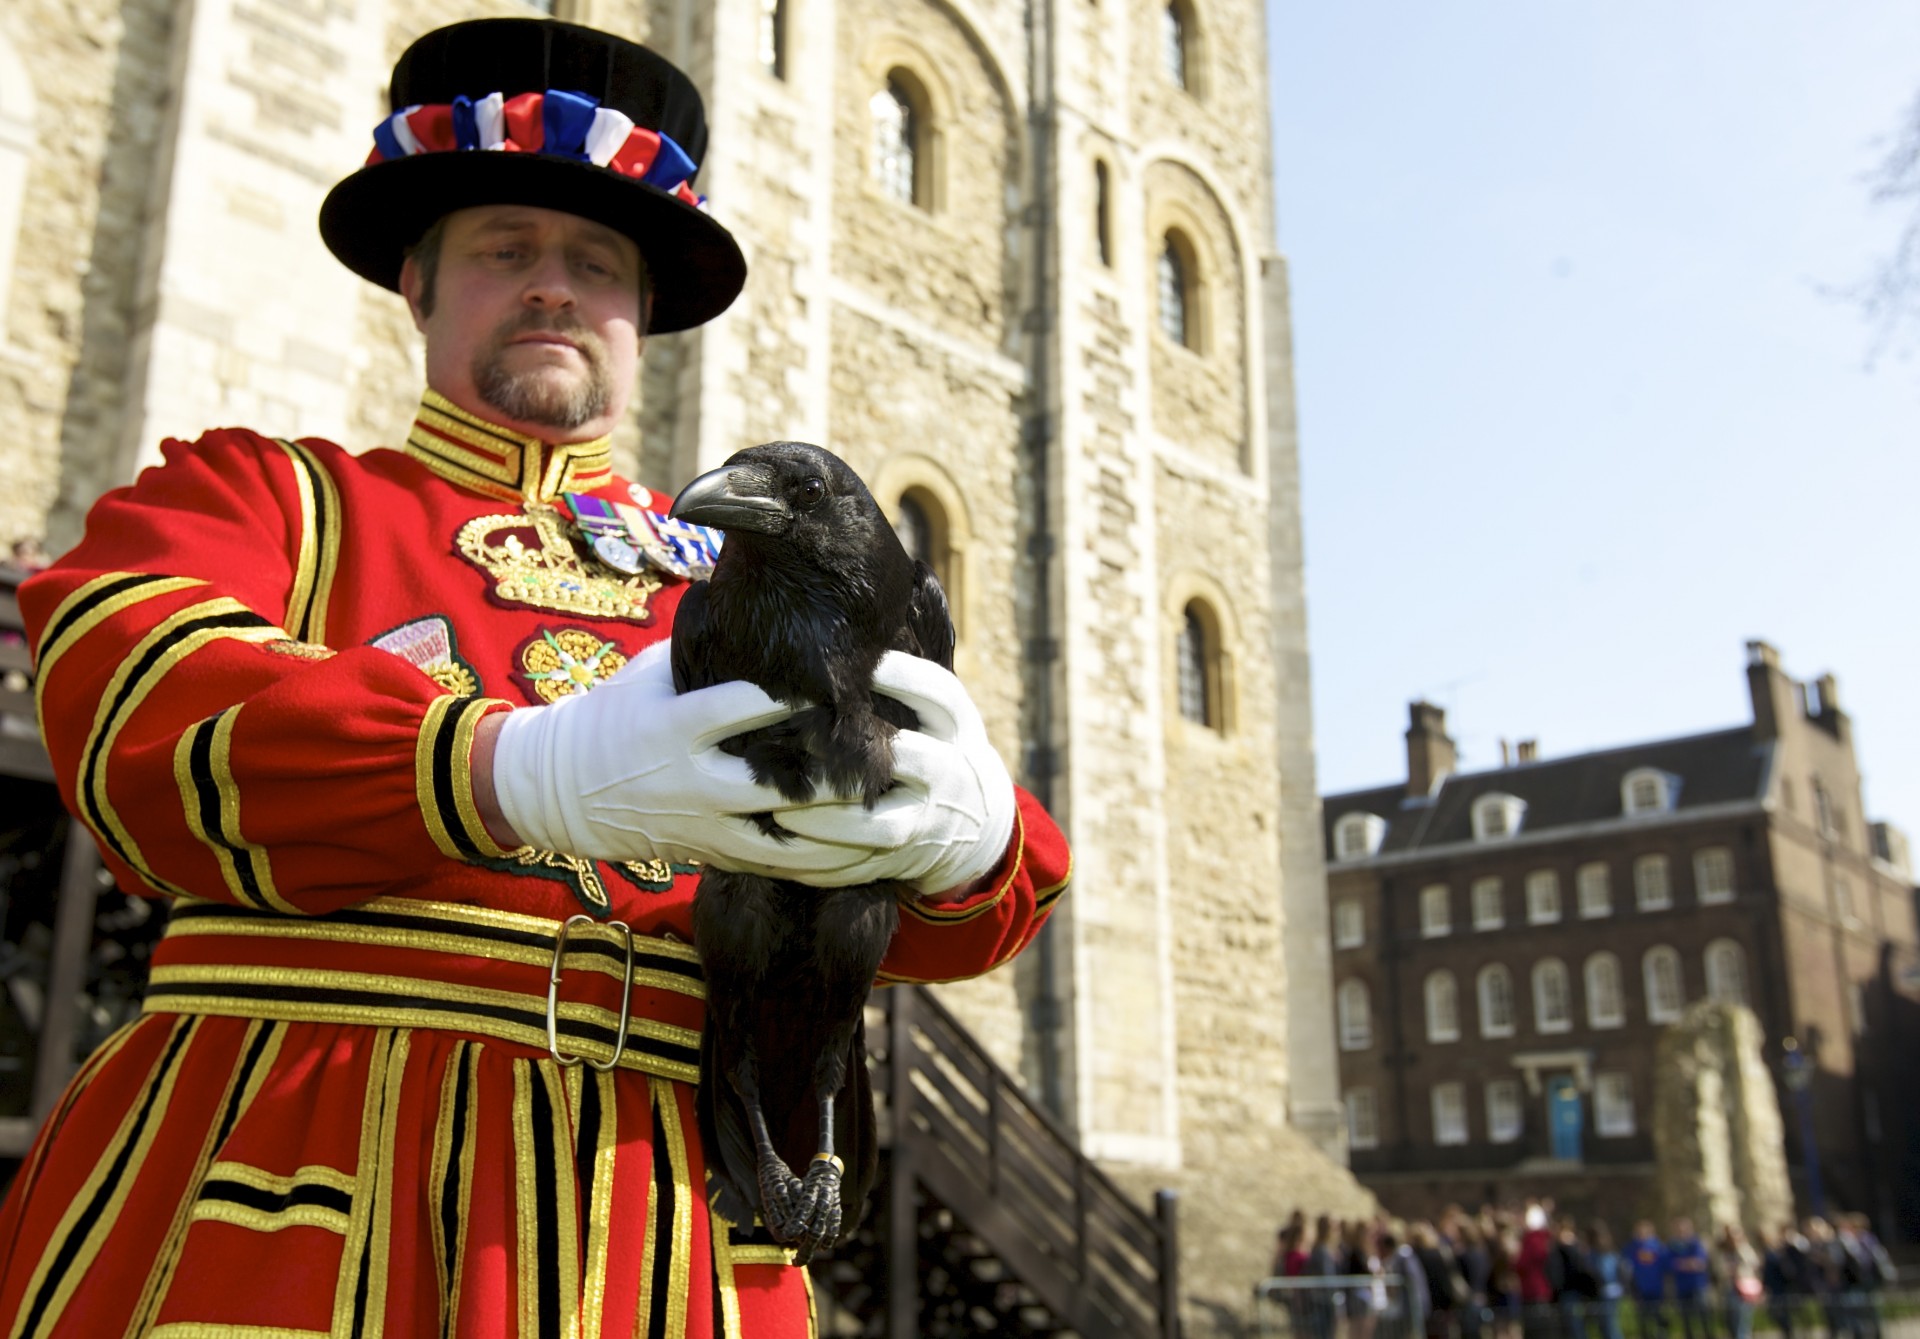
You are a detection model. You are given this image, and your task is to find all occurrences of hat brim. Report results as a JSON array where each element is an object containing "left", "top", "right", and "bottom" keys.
[{"left": 318, "top": 152, "right": 746, "bottom": 334}]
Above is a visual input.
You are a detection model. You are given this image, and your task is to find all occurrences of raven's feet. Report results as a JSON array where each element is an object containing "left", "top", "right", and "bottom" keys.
[
  {"left": 764, "top": 1153, "right": 844, "bottom": 1266},
  {"left": 754, "top": 1150, "right": 804, "bottom": 1234}
]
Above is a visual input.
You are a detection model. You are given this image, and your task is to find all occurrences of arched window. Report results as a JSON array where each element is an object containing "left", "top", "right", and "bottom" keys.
[
  {"left": 1643, "top": 945, "right": 1684, "bottom": 1023},
  {"left": 870, "top": 73, "right": 928, "bottom": 207},
  {"left": 1585, "top": 952, "right": 1624, "bottom": 1028},
  {"left": 1419, "top": 884, "right": 1451, "bottom": 938},
  {"left": 1157, "top": 232, "right": 1199, "bottom": 349},
  {"left": 1094, "top": 160, "right": 1113, "bottom": 267},
  {"left": 1162, "top": 1, "right": 1189, "bottom": 88},
  {"left": 1425, "top": 970, "right": 1460, "bottom": 1043},
  {"left": 1175, "top": 599, "right": 1221, "bottom": 729},
  {"left": 1477, "top": 964, "right": 1515, "bottom": 1038},
  {"left": 893, "top": 487, "right": 951, "bottom": 594},
  {"left": 1532, "top": 958, "right": 1571, "bottom": 1034},
  {"left": 1705, "top": 939, "right": 1747, "bottom": 1006},
  {"left": 1337, "top": 979, "right": 1372, "bottom": 1051},
  {"left": 758, "top": 0, "right": 787, "bottom": 77},
  {"left": 0, "top": 35, "right": 34, "bottom": 348}
]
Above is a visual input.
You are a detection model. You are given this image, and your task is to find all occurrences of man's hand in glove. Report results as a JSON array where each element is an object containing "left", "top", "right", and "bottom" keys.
[
  {"left": 772, "top": 651, "right": 1018, "bottom": 900},
  {"left": 470, "top": 642, "right": 890, "bottom": 880}
]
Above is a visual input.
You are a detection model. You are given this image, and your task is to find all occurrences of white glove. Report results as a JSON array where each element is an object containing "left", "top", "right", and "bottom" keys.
[
  {"left": 774, "top": 652, "right": 1017, "bottom": 895},
  {"left": 492, "top": 641, "right": 891, "bottom": 878}
]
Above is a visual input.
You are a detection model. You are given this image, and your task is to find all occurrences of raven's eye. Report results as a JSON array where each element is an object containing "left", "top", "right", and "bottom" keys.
[{"left": 795, "top": 477, "right": 827, "bottom": 507}]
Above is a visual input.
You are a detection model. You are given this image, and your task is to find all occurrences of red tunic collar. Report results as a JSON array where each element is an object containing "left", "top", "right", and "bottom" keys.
[{"left": 403, "top": 388, "right": 615, "bottom": 503}]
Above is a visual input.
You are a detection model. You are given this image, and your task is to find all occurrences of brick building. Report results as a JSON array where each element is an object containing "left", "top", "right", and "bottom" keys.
[{"left": 1322, "top": 641, "right": 1920, "bottom": 1237}]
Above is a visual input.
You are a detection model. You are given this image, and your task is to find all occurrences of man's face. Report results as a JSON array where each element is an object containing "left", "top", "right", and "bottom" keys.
[{"left": 402, "top": 204, "right": 647, "bottom": 442}]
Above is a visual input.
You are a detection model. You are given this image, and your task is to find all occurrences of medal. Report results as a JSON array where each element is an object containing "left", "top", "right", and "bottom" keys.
[
  {"left": 562, "top": 490, "right": 724, "bottom": 580},
  {"left": 593, "top": 532, "right": 645, "bottom": 575},
  {"left": 641, "top": 511, "right": 724, "bottom": 580}
]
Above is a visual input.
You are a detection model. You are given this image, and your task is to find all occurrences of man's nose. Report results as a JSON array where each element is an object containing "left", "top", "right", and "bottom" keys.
[{"left": 521, "top": 251, "right": 577, "bottom": 309}]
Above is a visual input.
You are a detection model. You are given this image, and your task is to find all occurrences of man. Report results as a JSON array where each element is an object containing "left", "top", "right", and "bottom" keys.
[
  {"left": 0, "top": 19, "right": 1067, "bottom": 1339},
  {"left": 1667, "top": 1218, "right": 1711, "bottom": 1339},
  {"left": 1628, "top": 1219, "right": 1672, "bottom": 1339}
]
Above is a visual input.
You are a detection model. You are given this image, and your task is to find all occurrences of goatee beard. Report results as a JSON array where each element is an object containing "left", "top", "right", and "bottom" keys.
[{"left": 472, "top": 313, "right": 612, "bottom": 432}]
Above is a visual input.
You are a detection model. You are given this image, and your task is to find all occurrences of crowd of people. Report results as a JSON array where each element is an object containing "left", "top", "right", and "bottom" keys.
[{"left": 1260, "top": 1203, "right": 1902, "bottom": 1339}]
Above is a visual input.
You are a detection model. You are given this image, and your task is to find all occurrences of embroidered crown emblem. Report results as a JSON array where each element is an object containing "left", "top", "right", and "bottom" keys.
[{"left": 456, "top": 508, "right": 662, "bottom": 622}]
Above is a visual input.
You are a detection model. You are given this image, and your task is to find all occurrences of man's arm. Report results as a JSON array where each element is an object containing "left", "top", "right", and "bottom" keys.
[{"left": 22, "top": 429, "right": 517, "bottom": 913}]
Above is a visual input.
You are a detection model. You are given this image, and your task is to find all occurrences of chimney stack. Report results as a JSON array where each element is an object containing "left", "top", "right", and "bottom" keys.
[
  {"left": 1406, "top": 701, "right": 1456, "bottom": 799},
  {"left": 1809, "top": 672, "right": 1850, "bottom": 744},
  {"left": 1517, "top": 739, "right": 1538, "bottom": 764},
  {"left": 1746, "top": 640, "right": 1795, "bottom": 743}
]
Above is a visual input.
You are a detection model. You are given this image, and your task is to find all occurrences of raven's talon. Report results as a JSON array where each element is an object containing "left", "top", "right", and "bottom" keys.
[
  {"left": 756, "top": 1155, "right": 805, "bottom": 1238},
  {"left": 781, "top": 1154, "right": 846, "bottom": 1264}
]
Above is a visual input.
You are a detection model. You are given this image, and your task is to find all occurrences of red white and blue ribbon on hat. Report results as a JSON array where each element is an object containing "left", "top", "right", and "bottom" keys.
[{"left": 366, "top": 89, "right": 707, "bottom": 210}]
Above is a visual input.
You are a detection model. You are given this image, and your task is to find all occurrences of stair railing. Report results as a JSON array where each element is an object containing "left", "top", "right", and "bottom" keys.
[{"left": 873, "top": 984, "right": 1180, "bottom": 1339}]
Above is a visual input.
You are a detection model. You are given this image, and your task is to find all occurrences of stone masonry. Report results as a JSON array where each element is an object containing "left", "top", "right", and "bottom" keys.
[
  {"left": 1652, "top": 1000, "right": 1794, "bottom": 1239},
  {"left": 0, "top": 0, "right": 1370, "bottom": 1328}
]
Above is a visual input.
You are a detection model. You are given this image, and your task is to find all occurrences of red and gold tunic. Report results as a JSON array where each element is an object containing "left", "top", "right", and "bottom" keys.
[{"left": 0, "top": 392, "right": 1070, "bottom": 1339}]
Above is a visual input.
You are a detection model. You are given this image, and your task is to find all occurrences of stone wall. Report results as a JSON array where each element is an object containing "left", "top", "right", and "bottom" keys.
[
  {"left": 831, "top": 0, "right": 1018, "bottom": 347},
  {"left": 1145, "top": 157, "right": 1247, "bottom": 472},
  {"left": 1652, "top": 999, "right": 1794, "bottom": 1238},
  {"left": 0, "top": 0, "right": 175, "bottom": 552}
]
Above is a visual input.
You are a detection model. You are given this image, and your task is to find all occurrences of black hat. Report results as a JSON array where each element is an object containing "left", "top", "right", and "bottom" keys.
[{"left": 318, "top": 19, "right": 745, "bottom": 334}]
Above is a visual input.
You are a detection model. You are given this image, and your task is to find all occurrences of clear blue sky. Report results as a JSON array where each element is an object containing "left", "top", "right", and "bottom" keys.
[{"left": 1268, "top": 2, "right": 1920, "bottom": 848}]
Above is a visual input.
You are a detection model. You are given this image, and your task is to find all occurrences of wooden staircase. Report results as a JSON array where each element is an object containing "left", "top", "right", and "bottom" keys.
[{"left": 811, "top": 985, "right": 1180, "bottom": 1338}]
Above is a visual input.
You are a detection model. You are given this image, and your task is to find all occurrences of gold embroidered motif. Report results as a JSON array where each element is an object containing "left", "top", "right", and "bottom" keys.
[
  {"left": 501, "top": 847, "right": 616, "bottom": 915},
  {"left": 518, "top": 629, "right": 629, "bottom": 704},
  {"left": 618, "top": 858, "right": 677, "bottom": 888},
  {"left": 428, "top": 663, "right": 481, "bottom": 696},
  {"left": 457, "top": 508, "right": 662, "bottom": 622}
]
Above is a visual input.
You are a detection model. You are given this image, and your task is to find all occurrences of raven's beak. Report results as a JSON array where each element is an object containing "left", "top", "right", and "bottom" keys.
[{"left": 670, "top": 464, "right": 790, "bottom": 535}]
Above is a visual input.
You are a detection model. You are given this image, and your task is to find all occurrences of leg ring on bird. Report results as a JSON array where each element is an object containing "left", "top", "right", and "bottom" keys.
[
  {"left": 810, "top": 1154, "right": 844, "bottom": 1177},
  {"left": 547, "top": 914, "right": 636, "bottom": 1072}
]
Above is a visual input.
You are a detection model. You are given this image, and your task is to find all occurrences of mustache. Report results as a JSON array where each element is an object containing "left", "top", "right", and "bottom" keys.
[{"left": 487, "top": 310, "right": 607, "bottom": 362}]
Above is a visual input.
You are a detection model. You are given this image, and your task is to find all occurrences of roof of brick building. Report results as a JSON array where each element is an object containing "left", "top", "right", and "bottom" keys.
[{"left": 1323, "top": 726, "right": 1768, "bottom": 856}]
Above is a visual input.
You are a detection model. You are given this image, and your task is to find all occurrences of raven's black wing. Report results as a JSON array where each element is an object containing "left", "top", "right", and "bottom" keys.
[
  {"left": 670, "top": 579, "right": 715, "bottom": 693},
  {"left": 895, "top": 560, "right": 954, "bottom": 672}
]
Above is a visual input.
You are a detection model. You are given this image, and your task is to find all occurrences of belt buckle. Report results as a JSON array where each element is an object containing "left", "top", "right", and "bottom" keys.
[{"left": 547, "top": 913, "right": 636, "bottom": 1072}]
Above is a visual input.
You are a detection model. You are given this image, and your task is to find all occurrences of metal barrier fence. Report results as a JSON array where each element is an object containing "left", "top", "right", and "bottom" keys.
[
  {"left": 1253, "top": 1274, "right": 1414, "bottom": 1339},
  {"left": 1252, "top": 1281, "right": 1920, "bottom": 1339}
]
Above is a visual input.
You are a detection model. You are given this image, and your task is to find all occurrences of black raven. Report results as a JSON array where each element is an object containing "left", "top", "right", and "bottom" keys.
[{"left": 668, "top": 441, "right": 954, "bottom": 1262}]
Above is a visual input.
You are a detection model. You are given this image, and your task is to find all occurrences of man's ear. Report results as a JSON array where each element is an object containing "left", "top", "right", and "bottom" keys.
[{"left": 399, "top": 255, "right": 430, "bottom": 333}]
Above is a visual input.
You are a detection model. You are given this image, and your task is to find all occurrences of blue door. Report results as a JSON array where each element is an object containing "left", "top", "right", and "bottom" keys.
[{"left": 1548, "top": 1077, "right": 1583, "bottom": 1160}]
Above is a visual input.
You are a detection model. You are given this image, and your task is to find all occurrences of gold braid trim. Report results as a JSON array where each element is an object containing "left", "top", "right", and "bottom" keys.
[{"left": 415, "top": 695, "right": 521, "bottom": 864}]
